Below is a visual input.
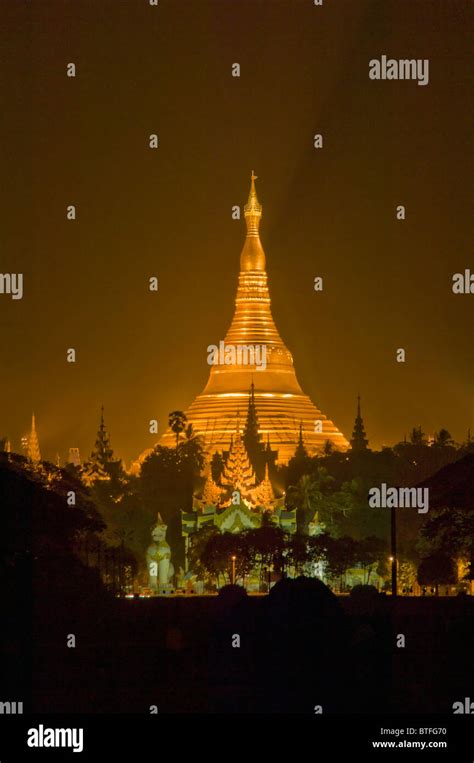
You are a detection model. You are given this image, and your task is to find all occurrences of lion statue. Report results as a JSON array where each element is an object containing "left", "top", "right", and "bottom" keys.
[{"left": 146, "top": 513, "right": 174, "bottom": 591}]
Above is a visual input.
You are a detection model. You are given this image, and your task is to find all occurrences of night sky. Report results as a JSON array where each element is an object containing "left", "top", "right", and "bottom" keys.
[{"left": 1, "top": 0, "right": 472, "bottom": 465}]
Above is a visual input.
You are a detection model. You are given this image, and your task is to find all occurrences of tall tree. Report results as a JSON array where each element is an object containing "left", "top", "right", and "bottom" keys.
[
  {"left": 168, "top": 410, "right": 188, "bottom": 448},
  {"left": 410, "top": 426, "right": 426, "bottom": 446},
  {"left": 325, "top": 536, "right": 358, "bottom": 590},
  {"left": 357, "top": 536, "right": 387, "bottom": 584}
]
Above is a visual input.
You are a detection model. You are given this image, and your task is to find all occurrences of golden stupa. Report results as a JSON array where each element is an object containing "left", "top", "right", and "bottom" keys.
[{"left": 158, "top": 173, "right": 349, "bottom": 463}]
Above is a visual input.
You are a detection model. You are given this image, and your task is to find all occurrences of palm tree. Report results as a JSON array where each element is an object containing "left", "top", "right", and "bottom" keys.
[
  {"left": 286, "top": 469, "right": 335, "bottom": 532},
  {"left": 168, "top": 410, "right": 187, "bottom": 448},
  {"left": 178, "top": 422, "right": 205, "bottom": 475}
]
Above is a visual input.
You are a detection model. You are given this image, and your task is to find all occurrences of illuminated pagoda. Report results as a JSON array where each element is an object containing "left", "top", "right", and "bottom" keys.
[
  {"left": 21, "top": 414, "right": 42, "bottom": 464},
  {"left": 159, "top": 173, "right": 349, "bottom": 463},
  {"left": 182, "top": 420, "right": 296, "bottom": 538}
]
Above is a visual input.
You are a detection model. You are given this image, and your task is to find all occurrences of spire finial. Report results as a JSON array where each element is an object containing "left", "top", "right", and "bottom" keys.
[{"left": 244, "top": 170, "right": 262, "bottom": 237}]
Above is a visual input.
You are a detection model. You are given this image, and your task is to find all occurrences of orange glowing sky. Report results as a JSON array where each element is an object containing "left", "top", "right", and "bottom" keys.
[{"left": 1, "top": 0, "right": 472, "bottom": 465}]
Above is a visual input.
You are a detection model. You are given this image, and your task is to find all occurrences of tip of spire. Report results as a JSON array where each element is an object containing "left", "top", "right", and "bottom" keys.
[
  {"left": 244, "top": 171, "right": 262, "bottom": 234},
  {"left": 240, "top": 172, "right": 266, "bottom": 270},
  {"left": 248, "top": 170, "right": 259, "bottom": 201},
  {"left": 250, "top": 169, "right": 258, "bottom": 192}
]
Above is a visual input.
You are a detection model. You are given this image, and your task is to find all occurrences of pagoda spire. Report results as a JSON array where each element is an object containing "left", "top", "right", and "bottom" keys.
[
  {"left": 221, "top": 421, "right": 256, "bottom": 494},
  {"left": 254, "top": 462, "right": 275, "bottom": 508},
  {"left": 240, "top": 171, "right": 266, "bottom": 271},
  {"left": 27, "top": 413, "right": 42, "bottom": 463},
  {"left": 200, "top": 462, "right": 223, "bottom": 508},
  {"left": 350, "top": 395, "right": 369, "bottom": 452},
  {"left": 294, "top": 420, "right": 308, "bottom": 458},
  {"left": 244, "top": 171, "right": 263, "bottom": 235},
  {"left": 243, "top": 381, "right": 267, "bottom": 479},
  {"left": 90, "top": 406, "right": 115, "bottom": 469},
  {"left": 243, "top": 382, "right": 259, "bottom": 441},
  {"left": 82, "top": 406, "right": 121, "bottom": 485}
]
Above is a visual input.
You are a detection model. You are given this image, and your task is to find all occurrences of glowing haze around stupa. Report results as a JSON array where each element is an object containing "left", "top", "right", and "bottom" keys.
[{"left": 158, "top": 173, "right": 349, "bottom": 463}]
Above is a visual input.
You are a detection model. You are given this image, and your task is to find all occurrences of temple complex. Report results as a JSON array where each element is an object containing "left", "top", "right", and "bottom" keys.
[{"left": 182, "top": 419, "right": 296, "bottom": 540}]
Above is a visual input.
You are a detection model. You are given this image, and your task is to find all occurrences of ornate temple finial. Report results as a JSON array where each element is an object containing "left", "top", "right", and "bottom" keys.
[
  {"left": 244, "top": 170, "right": 262, "bottom": 238},
  {"left": 239, "top": 172, "right": 266, "bottom": 270}
]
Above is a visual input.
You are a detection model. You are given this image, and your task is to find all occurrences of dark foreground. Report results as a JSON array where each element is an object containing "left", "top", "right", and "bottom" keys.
[{"left": 4, "top": 578, "right": 474, "bottom": 714}]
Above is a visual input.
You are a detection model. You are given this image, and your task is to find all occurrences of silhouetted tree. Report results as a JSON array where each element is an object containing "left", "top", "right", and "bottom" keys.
[
  {"left": 417, "top": 553, "right": 457, "bottom": 594},
  {"left": 325, "top": 536, "right": 358, "bottom": 590},
  {"left": 357, "top": 536, "right": 387, "bottom": 584},
  {"left": 168, "top": 410, "right": 188, "bottom": 448}
]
